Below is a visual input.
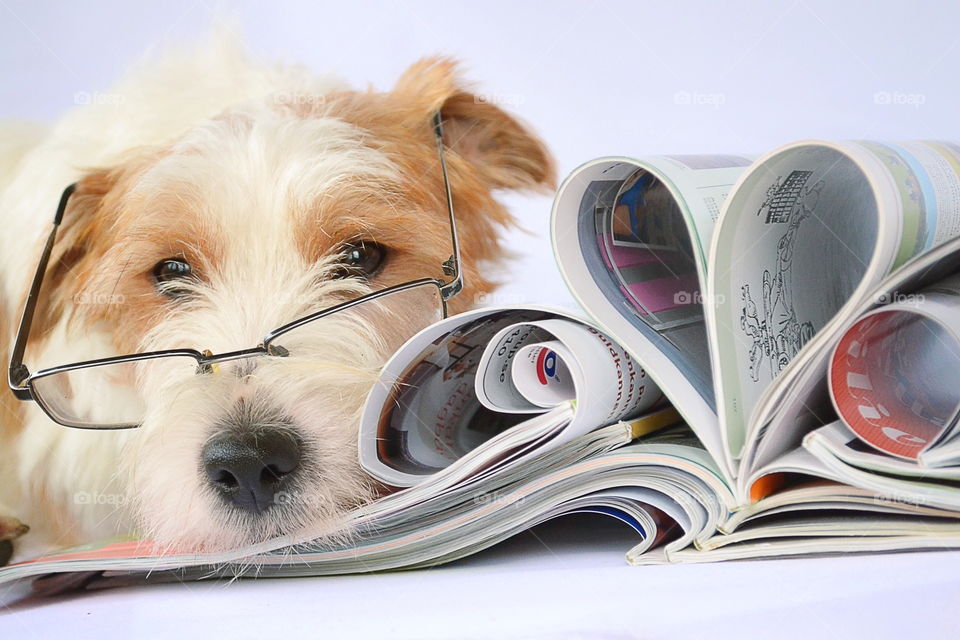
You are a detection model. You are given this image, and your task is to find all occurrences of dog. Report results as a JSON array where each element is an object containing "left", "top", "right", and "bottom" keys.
[{"left": 0, "top": 36, "right": 554, "bottom": 563}]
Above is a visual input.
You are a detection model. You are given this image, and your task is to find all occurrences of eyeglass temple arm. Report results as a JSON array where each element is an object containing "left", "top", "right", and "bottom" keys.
[
  {"left": 432, "top": 112, "right": 463, "bottom": 301},
  {"left": 8, "top": 183, "right": 75, "bottom": 398}
]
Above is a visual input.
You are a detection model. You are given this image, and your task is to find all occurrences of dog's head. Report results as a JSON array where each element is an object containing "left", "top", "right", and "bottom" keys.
[{"left": 27, "top": 58, "right": 554, "bottom": 550}]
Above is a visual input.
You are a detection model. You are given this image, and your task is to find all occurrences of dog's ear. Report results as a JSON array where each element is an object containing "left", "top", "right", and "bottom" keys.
[
  {"left": 51, "top": 150, "right": 161, "bottom": 275},
  {"left": 49, "top": 168, "right": 122, "bottom": 283},
  {"left": 30, "top": 167, "right": 122, "bottom": 336},
  {"left": 393, "top": 57, "right": 556, "bottom": 193},
  {"left": 58, "top": 169, "right": 117, "bottom": 250}
]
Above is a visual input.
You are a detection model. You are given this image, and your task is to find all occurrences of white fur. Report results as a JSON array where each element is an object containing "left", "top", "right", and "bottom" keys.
[{"left": 0, "top": 36, "right": 445, "bottom": 559}]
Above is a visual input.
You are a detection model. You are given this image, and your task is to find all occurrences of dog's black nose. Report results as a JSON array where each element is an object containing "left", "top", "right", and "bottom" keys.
[{"left": 201, "top": 430, "right": 301, "bottom": 514}]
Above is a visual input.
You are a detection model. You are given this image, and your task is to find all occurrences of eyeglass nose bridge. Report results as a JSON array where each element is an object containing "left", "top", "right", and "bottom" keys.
[{"left": 195, "top": 344, "right": 289, "bottom": 375}]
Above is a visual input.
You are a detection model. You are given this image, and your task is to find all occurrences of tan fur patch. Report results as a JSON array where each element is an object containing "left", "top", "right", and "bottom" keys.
[
  {"left": 289, "top": 57, "right": 555, "bottom": 315},
  {"left": 30, "top": 156, "right": 225, "bottom": 357}
]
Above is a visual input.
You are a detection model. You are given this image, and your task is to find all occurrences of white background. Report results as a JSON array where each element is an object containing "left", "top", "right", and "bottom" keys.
[
  {"left": 2, "top": 0, "right": 960, "bottom": 636},
  {"left": 4, "top": 0, "right": 959, "bottom": 309}
]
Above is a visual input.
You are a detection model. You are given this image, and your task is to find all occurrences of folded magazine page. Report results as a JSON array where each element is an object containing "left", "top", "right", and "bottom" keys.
[
  {"left": 736, "top": 232, "right": 960, "bottom": 505},
  {"left": 829, "top": 274, "right": 960, "bottom": 464},
  {"left": 705, "top": 140, "right": 960, "bottom": 488},
  {"left": 358, "top": 305, "right": 664, "bottom": 486},
  {"left": 551, "top": 155, "right": 752, "bottom": 479},
  {"left": 803, "top": 421, "right": 960, "bottom": 509}
]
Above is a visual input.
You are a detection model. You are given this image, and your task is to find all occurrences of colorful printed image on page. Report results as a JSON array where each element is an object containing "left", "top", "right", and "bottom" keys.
[
  {"left": 831, "top": 311, "right": 960, "bottom": 459},
  {"left": 596, "top": 170, "right": 701, "bottom": 332}
]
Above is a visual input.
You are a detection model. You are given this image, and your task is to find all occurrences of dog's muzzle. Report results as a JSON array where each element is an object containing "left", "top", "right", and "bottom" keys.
[{"left": 201, "top": 429, "right": 301, "bottom": 514}]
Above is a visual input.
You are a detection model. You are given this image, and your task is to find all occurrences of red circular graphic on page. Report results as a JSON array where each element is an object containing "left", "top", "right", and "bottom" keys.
[
  {"left": 830, "top": 311, "right": 957, "bottom": 459},
  {"left": 536, "top": 348, "right": 557, "bottom": 385}
]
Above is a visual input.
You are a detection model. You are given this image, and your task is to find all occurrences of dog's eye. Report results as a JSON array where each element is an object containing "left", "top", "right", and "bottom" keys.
[
  {"left": 333, "top": 241, "right": 387, "bottom": 279},
  {"left": 152, "top": 258, "right": 194, "bottom": 298}
]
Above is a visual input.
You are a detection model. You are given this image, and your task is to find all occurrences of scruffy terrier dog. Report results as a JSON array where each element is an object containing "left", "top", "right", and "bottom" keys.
[{"left": 0, "top": 39, "right": 554, "bottom": 563}]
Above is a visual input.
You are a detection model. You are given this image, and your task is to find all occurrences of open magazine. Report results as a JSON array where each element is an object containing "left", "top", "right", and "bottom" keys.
[
  {"left": 549, "top": 142, "right": 960, "bottom": 560},
  {"left": 552, "top": 142, "right": 960, "bottom": 492},
  {"left": 5, "top": 140, "right": 960, "bottom": 602}
]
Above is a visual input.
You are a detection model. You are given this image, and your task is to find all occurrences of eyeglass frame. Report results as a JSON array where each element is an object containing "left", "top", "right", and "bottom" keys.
[{"left": 8, "top": 111, "right": 464, "bottom": 430}]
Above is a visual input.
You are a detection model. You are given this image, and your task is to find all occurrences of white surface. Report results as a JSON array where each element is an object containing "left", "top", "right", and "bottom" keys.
[
  {"left": 3, "top": 0, "right": 960, "bottom": 636},
  {"left": 3, "top": 516, "right": 960, "bottom": 639}
]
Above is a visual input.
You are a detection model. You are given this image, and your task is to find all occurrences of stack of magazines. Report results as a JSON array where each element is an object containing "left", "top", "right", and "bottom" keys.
[{"left": 4, "top": 139, "right": 960, "bottom": 601}]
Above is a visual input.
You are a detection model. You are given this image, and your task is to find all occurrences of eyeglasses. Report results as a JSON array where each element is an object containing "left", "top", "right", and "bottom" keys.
[{"left": 8, "top": 112, "right": 464, "bottom": 430}]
